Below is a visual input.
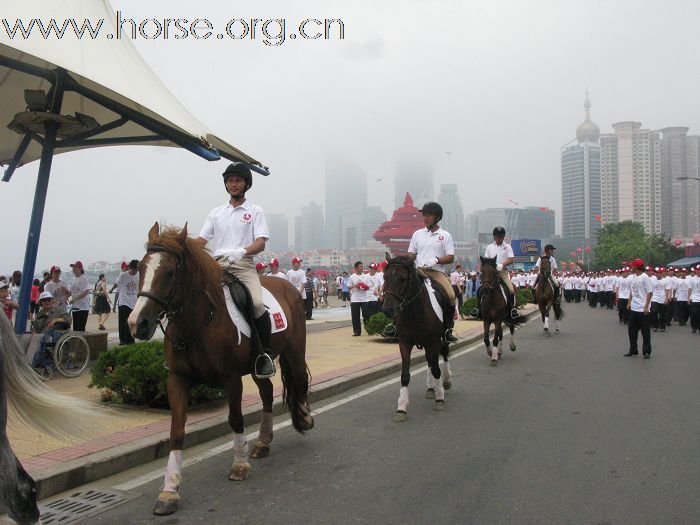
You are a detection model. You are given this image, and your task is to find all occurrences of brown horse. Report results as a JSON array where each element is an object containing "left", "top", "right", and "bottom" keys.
[
  {"left": 533, "top": 256, "right": 564, "bottom": 335},
  {"left": 128, "top": 223, "right": 313, "bottom": 516},
  {"left": 478, "top": 257, "right": 523, "bottom": 365},
  {"left": 381, "top": 255, "right": 451, "bottom": 422}
]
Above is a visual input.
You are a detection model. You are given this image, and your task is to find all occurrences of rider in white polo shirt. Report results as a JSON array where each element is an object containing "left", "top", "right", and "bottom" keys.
[
  {"left": 195, "top": 162, "right": 274, "bottom": 379},
  {"left": 476, "top": 226, "right": 517, "bottom": 319},
  {"left": 407, "top": 202, "right": 457, "bottom": 343},
  {"left": 533, "top": 244, "right": 561, "bottom": 304}
]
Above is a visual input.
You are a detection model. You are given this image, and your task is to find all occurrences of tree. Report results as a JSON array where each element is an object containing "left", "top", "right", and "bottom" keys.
[{"left": 594, "top": 221, "right": 683, "bottom": 270}]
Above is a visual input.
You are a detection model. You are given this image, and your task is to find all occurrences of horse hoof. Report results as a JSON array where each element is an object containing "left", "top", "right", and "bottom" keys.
[
  {"left": 393, "top": 410, "right": 407, "bottom": 422},
  {"left": 442, "top": 380, "right": 452, "bottom": 390},
  {"left": 498, "top": 350, "right": 503, "bottom": 357},
  {"left": 555, "top": 328, "right": 560, "bottom": 333},
  {"left": 229, "top": 461, "right": 251, "bottom": 481},
  {"left": 510, "top": 344, "right": 516, "bottom": 352},
  {"left": 486, "top": 347, "right": 493, "bottom": 357},
  {"left": 250, "top": 440, "right": 270, "bottom": 459},
  {"left": 299, "top": 414, "right": 315, "bottom": 431},
  {"left": 153, "top": 491, "right": 180, "bottom": 515},
  {"left": 490, "top": 359, "right": 498, "bottom": 366},
  {"left": 434, "top": 400, "right": 445, "bottom": 411},
  {"left": 425, "top": 388, "right": 435, "bottom": 399}
]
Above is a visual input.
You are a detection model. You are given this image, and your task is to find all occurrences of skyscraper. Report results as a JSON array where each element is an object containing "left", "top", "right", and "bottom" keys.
[
  {"left": 600, "top": 122, "right": 661, "bottom": 235},
  {"left": 294, "top": 201, "right": 325, "bottom": 252},
  {"left": 659, "top": 127, "right": 700, "bottom": 238},
  {"left": 394, "top": 156, "right": 433, "bottom": 210},
  {"left": 325, "top": 156, "right": 368, "bottom": 249},
  {"left": 266, "top": 213, "right": 289, "bottom": 252},
  {"left": 438, "top": 184, "right": 465, "bottom": 241},
  {"left": 561, "top": 93, "right": 601, "bottom": 240},
  {"left": 341, "top": 206, "right": 387, "bottom": 249}
]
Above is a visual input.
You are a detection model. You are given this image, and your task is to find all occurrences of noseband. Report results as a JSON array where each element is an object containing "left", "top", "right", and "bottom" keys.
[
  {"left": 136, "top": 244, "right": 183, "bottom": 319},
  {"left": 384, "top": 263, "right": 423, "bottom": 312}
]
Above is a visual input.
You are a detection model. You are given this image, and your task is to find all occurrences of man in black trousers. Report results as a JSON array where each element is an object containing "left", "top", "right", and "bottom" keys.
[{"left": 625, "top": 259, "right": 653, "bottom": 359}]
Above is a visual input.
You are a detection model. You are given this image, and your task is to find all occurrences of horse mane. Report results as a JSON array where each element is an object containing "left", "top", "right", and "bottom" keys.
[
  {"left": 146, "top": 226, "right": 225, "bottom": 313},
  {"left": 387, "top": 255, "right": 415, "bottom": 270},
  {"left": 480, "top": 256, "right": 498, "bottom": 282}
]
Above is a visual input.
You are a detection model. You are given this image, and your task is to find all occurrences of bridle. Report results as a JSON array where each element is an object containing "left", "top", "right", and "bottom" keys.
[
  {"left": 136, "top": 243, "right": 213, "bottom": 351},
  {"left": 384, "top": 262, "right": 424, "bottom": 312}
]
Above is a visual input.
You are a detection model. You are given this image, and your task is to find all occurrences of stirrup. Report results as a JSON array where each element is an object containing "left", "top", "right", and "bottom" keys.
[
  {"left": 469, "top": 308, "right": 479, "bottom": 319},
  {"left": 444, "top": 328, "right": 458, "bottom": 343},
  {"left": 254, "top": 353, "right": 276, "bottom": 379},
  {"left": 510, "top": 308, "right": 519, "bottom": 319}
]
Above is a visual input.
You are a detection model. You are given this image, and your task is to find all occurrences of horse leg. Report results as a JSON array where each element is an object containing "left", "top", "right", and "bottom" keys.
[
  {"left": 490, "top": 322, "right": 501, "bottom": 365},
  {"left": 251, "top": 377, "right": 273, "bottom": 459},
  {"left": 440, "top": 354, "right": 452, "bottom": 390},
  {"left": 428, "top": 348, "right": 445, "bottom": 410},
  {"left": 509, "top": 323, "right": 517, "bottom": 351},
  {"left": 543, "top": 310, "right": 550, "bottom": 335},
  {"left": 496, "top": 322, "right": 503, "bottom": 358},
  {"left": 153, "top": 373, "right": 189, "bottom": 516},
  {"left": 393, "top": 341, "right": 412, "bottom": 422},
  {"left": 425, "top": 368, "right": 436, "bottom": 399},
  {"left": 225, "top": 376, "right": 251, "bottom": 481},
  {"left": 483, "top": 321, "right": 492, "bottom": 357}
]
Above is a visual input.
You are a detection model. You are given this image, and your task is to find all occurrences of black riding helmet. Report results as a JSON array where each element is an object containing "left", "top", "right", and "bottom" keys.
[
  {"left": 493, "top": 226, "right": 506, "bottom": 237},
  {"left": 222, "top": 162, "right": 253, "bottom": 190},
  {"left": 420, "top": 202, "right": 443, "bottom": 223}
]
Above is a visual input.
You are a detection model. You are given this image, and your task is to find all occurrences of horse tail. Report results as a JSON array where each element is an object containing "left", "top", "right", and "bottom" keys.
[
  {"left": 279, "top": 350, "right": 312, "bottom": 434},
  {"left": 554, "top": 302, "right": 565, "bottom": 321},
  {"left": 0, "top": 315, "right": 104, "bottom": 441}
]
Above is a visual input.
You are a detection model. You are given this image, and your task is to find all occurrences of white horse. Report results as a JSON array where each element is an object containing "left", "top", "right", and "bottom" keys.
[{"left": 0, "top": 314, "right": 103, "bottom": 525}]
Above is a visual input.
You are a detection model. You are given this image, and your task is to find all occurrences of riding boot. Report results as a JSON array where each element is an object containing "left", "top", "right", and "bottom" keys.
[
  {"left": 470, "top": 289, "right": 481, "bottom": 319},
  {"left": 444, "top": 306, "right": 458, "bottom": 343},
  {"left": 253, "top": 312, "right": 276, "bottom": 379},
  {"left": 508, "top": 293, "right": 519, "bottom": 319}
]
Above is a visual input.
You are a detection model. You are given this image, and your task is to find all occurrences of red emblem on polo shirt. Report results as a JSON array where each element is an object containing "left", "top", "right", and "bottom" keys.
[
  {"left": 273, "top": 312, "right": 284, "bottom": 329},
  {"left": 438, "top": 235, "right": 445, "bottom": 241},
  {"left": 242, "top": 213, "right": 252, "bottom": 224}
]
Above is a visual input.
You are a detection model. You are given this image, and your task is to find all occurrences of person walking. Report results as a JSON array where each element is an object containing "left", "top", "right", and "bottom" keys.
[
  {"left": 68, "top": 261, "right": 91, "bottom": 331},
  {"left": 348, "top": 261, "right": 370, "bottom": 336},
  {"left": 93, "top": 273, "right": 111, "bottom": 330},
  {"left": 194, "top": 162, "right": 274, "bottom": 378},
  {"left": 625, "top": 259, "right": 653, "bottom": 359},
  {"left": 303, "top": 268, "right": 315, "bottom": 320},
  {"left": 450, "top": 264, "right": 466, "bottom": 311},
  {"left": 341, "top": 271, "right": 350, "bottom": 306},
  {"left": 615, "top": 267, "right": 632, "bottom": 325},
  {"left": 286, "top": 258, "right": 306, "bottom": 299},
  {"left": 115, "top": 259, "right": 139, "bottom": 346},
  {"left": 688, "top": 265, "right": 700, "bottom": 334},
  {"left": 650, "top": 267, "right": 671, "bottom": 333},
  {"left": 673, "top": 268, "right": 690, "bottom": 326}
]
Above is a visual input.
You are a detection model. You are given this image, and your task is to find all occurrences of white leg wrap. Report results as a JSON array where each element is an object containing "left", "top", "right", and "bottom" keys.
[
  {"left": 434, "top": 381, "right": 445, "bottom": 401},
  {"left": 544, "top": 317, "right": 549, "bottom": 329},
  {"left": 397, "top": 386, "right": 409, "bottom": 412},
  {"left": 426, "top": 369, "right": 436, "bottom": 388},
  {"left": 440, "top": 361, "right": 452, "bottom": 381},
  {"left": 233, "top": 432, "right": 250, "bottom": 463},
  {"left": 163, "top": 450, "right": 183, "bottom": 492}
]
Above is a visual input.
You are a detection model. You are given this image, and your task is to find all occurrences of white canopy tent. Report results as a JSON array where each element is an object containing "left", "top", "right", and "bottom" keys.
[{"left": 1, "top": 0, "right": 268, "bottom": 332}]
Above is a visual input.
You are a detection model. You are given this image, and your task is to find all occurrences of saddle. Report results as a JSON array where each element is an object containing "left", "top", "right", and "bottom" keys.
[
  {"left": 416, "top": 269, "right": 453, "bottom": 319},
  {"left": 222, "top": 273, "right": 264, "bottom": 353}
]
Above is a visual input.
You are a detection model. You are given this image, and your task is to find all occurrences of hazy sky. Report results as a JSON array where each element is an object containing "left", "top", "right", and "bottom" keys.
[{"left": 2, "top": 0, "right": 699, "bottom": 273}]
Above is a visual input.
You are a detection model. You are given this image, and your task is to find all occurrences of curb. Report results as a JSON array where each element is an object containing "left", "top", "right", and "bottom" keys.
[{"left": 32, "top": 308, "right": 539, "bottom": 500}]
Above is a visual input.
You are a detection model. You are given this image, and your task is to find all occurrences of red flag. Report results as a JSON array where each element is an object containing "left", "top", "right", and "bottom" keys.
[
  {"left": 594, "top": 215, "right": 602, "bottom": 221},
  {"left": 540, "top": 207, "right": 549, "bottom": 212}
]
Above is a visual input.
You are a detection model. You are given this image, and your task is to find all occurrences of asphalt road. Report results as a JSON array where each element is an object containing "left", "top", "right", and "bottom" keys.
[{"left": 80, "top": 302, "right": 700, "bottom": 525}]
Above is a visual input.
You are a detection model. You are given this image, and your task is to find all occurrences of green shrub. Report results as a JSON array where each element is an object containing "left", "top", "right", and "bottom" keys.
[
  {"left": 365, "top": 312, "right": 393, "bottom": 335},
  {"left": 89, "top": 341, "right": 223, "bottom": 408},
  {"left": 459, "top": 297, "right": 478, "bottom": 317},
  {"left": 517, "top": 288, "right": 533, "bottom": 307}
]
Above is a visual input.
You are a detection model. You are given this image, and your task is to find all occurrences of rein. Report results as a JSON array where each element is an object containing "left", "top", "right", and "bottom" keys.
[
  {"left": 138, "top": 243, "right": 213, "bottom": 352},
  {"left": 384, "top": 263, "right": 424, "bottom": 313}
]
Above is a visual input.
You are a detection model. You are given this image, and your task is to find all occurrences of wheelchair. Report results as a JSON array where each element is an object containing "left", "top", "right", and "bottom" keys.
[{"left": 32, "top": 325, "right": 90, "bottom": 380}]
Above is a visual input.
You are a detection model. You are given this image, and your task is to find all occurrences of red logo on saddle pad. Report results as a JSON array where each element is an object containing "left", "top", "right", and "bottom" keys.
[{"left": 273, "top": 312, "right": 285, "bottom": 329}]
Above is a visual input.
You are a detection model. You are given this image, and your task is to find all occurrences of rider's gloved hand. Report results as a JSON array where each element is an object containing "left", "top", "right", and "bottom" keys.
[
  {"left": 425, "top": 257, "right": 439, "bottom": 268},
  {"left": 225, "top": 247, "right": 247, "bottom": 263},
  {"left": 496, "top": 263, "right": 503, "bottom": 271}
]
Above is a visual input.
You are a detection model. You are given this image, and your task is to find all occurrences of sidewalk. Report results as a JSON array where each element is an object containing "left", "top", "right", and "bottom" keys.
[{"left": 10, "top": 305, "right": 537, "bottom": 499}]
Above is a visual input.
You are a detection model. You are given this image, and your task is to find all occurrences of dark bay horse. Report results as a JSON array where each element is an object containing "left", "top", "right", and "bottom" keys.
[
  {"left": 128, "top": 223, "right": 313, "bottom": 516},
  {"left": 479, "top": 257, "right": 523, "bottom": 365},
  {"left": 382, "top": 255, "right": 451, "bottom": 422},
  {"left": 0, "top": 311, "right": 101, "bottom": 525},
  {"left": 534, "top": 256, "right": 564, "bottom": 335}
]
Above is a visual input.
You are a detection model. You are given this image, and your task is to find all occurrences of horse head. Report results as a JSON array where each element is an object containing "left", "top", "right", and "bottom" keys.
[
  {"left": 479, "top": 256, "right": 498, "bottom": 285},
  {"left": 540, "top": 255, "right": 551, "bottom": 274},
  {"left": 382, "top": 255, "right": 420, "bottom": 319}
]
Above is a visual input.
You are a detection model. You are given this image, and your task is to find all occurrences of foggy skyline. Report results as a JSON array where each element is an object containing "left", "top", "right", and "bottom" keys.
[{"left": 2, "top": 0, "right": 699, "bottom": 272}]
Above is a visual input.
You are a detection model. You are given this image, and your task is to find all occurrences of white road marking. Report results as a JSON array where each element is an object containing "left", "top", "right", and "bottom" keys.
[{"left": 115, "top": 316, "right": 535, "bottom": 491}]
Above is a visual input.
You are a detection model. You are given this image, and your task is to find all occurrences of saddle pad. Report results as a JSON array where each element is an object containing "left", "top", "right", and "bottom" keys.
[
  {"left": 223, "top": 286, "right": 288, "bottom": 345},
  {"left": 424, "top": 280, "right": 443, "bottom": 323}
]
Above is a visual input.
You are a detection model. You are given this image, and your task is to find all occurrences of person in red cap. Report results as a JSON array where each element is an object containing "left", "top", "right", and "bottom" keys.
[
  {"left": 348, "top": 261, "right": 371, "bottom": 335},
  {"left": 689, "top": 265, "right": 700, "bottom": 333},
  {"left": 194, "top": 162, "right": 274, "bottom": 379},
  {"left": 650, "top": 267, "right": 671, "bottom": 333},
  {"left": 110, "top": 261, "right": 130, "bottom": 313},
  {"left": 674, "top": 268, "right": 691, "bottom": 326},
  {"left": 68, "top": 260, "right": 91, "bottom": 331},
  {"left": 366, "top": 262, "right": 381, "bottom": 317},
  {"left": 625, "top": 259, "right": 653, "bottom": 358},
  {"left": 286, "top": 258, "right": 306, "bottom": 299},
  {"left": 267, "top": 258, "right": 287, "bottom": 280},
  {"left": 43, "top": 266, "right": 70, "bottom": 311},
  {"left": 255, "top": 262, "right": 267, "bottom": 276}
]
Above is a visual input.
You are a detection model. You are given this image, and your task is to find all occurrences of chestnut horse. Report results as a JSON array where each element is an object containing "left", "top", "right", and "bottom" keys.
[
  {"left": 479, "top": 257, "right": 523, "bottom": 365},
  {"left": 381, "top": 255, "right": 451, "bottom": 422},
  {"left": 128, "top": 223, "right": 313, "bottom": 516},
  {"left": 533, "top": 256, "right": 564, "bottom": 335}
]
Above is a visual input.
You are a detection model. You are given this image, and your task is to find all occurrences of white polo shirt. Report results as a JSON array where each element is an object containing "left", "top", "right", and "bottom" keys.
[
  {"left": 286, "top": 269, "right": 306, "bottom": 298},
  {"left": 484, "top": 242, "right": 514, "bottom": 266},
  {"left": 535, "top": 256, "right": 558, "bottom": 270},
  {"left": 629, "top": 272, "right": 653, "bottom": 312},
  {"left": 617, "top": 276, "right": 631, "bottom": 299},
  {"left": 348, "top": 273, "right": 370, "bottom": 302},
  {"left": 407, "top": 227, "right": 455, "bottom": 272},
  {"left": 689, "top": 275, "right": 700, "bottom": 302},
  {"left": 199, "top": 200, "right": 270, "bottom": 257}
]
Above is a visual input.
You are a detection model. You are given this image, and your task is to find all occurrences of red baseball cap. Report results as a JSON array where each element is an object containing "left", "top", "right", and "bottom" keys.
[
  {"left": 269, "top": 258, "right": 279, "bottom": 266},
  {"left": 70, "top": 261, "right": 83, "bottom": 269},
  {"left": 369, "top": 262, "right": 379, "bottom": 270},
  {"left": 630, "top": 259, "right": 644, "bottom": 269},
  {"left": 255, "top": 263, "right": 267, "bottom": 270},
  {"left": 292, "top": 257, "right": 302, "bottom": 264},
  {"left": 50, "top": 265, "right": 61, "bottom": 274},
  {"left": 380, "top": 261, "right": 388, "bottom": 269},
  {"left": 121, "top": 261, "right": 129, "bottom": 271}
]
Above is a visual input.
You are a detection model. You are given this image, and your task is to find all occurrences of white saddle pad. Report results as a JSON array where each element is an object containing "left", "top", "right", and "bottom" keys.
[
  {"left": 424, "top": 280, "right": 443, "bottom": 323},
  {"left": 223, "top": 285, "right": 288, "bottom": 345}
]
